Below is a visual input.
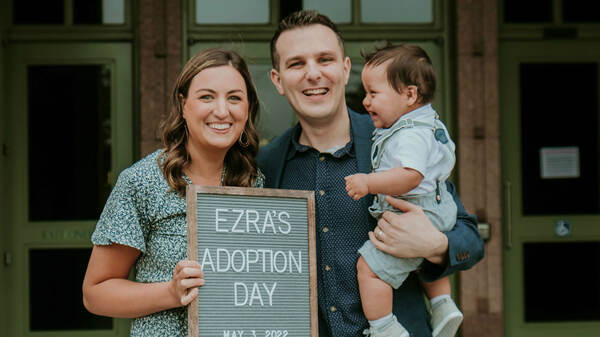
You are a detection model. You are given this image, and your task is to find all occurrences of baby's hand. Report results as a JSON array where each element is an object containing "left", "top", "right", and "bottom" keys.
[{"left": 345, "top": 174, "right": 369, "bottom": 200}]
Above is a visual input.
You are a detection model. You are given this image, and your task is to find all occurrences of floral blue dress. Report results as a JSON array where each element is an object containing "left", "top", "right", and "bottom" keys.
[{"left": 91, "top": 149, "right": 264, "bottom": 336}]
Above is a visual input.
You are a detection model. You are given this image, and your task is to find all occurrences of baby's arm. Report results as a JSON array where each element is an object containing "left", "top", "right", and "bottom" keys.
[{"left": 345, "top": 167, "right": 423, "bottom": 200}]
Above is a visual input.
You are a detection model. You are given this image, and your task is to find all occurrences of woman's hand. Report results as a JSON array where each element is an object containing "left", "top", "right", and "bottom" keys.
[
  {"left": 369, "top": 196, "right": 448, "bottom": 265},
  {"left": 169, "top": 260, "right": 205, "bottom": 306}
]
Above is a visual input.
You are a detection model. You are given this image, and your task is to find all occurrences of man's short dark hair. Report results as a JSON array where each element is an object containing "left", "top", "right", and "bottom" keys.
[
  {"left": 270, "top": 10, "right": 345, "bottom": 70},
  {"left": 363, "top": 43, "right": 436, "bottom": 104}
]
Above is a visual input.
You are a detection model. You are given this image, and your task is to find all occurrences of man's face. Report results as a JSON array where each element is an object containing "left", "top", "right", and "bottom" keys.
[{"left": 270, "top": 24, "right": 351, "bottom": 125}]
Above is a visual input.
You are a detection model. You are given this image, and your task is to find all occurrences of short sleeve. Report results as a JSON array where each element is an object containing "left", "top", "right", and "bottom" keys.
[
  {"left": 380, "top": 128, "right": 433, "bottom": 176},
  {"left": 91, "top": 168, "right": 147, "bottom": 253}
]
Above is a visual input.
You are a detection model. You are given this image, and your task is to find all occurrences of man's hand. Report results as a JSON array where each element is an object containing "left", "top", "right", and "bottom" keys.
[
  {"left": 345, "top": 173, "right": 369, "bottom": 200},
  {"left": 369, "top": 196, "right": 448, "bottom": 265}
]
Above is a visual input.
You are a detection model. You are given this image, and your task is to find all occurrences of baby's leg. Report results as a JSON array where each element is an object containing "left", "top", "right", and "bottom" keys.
[
  {"left": 421, "top": 276, "right": 451, "bottom": 299},
  {"left": 422, "top": 277, "right": 463, "bottom": 337},
  {"left": 357, "top": 255, "right": 392, "bottom": 320},
  {"left": 357, "top": 256, "right": 409, "bottom": 337}
]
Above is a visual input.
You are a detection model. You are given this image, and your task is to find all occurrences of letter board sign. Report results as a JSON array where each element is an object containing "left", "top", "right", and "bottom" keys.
[{"left": 187, "top": 185, "right": 318, "bottom": 337}]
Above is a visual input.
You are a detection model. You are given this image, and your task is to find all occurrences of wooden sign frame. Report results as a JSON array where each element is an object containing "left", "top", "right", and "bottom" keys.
[{"left": 186, "top": 185, "right": 318, "bottom": 337}]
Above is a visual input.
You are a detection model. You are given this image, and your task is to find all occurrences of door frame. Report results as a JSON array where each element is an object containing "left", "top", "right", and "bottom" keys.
[
  {"left": 2, "top": 42, "right": 134, "bottom": 337},
  {"left": 500, "top": 40, "right": 600, "bottom": 337},
  {"left": 0, "top": 26, "right": 7, "bottom": 337}
]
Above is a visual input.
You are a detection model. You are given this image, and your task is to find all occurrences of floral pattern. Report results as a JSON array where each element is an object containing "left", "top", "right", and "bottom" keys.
[{"left": 91, "top": 149, "right": 264, "bottom": 336}]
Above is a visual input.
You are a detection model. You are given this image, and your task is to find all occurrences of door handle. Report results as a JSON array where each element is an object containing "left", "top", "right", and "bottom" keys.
[
  {"left": 504, "top": 180, "right": 512, "bottom": 249},
  {"left": 3, "top": 251, "right": 12, "bottom": 266}
]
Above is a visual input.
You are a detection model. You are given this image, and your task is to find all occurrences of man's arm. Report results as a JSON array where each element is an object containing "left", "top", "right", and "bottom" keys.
[{"left": 367, "top": 181, "right": 484, "bottom": 281}]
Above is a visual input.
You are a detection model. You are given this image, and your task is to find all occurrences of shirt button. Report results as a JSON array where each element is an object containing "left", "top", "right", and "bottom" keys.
[
  {"left": 325, "top": 265, "right": 331, "bottom": 271},
  {"left": 322, "top": 227, "right": 329, "bottom": 233},
  {"left": 330, "top": 306, "right": 337, "bottom": 312},
  {"left": 319, "top": 156, "right": 325, "bottom": 161},
  {"left": 319, "top": 190, "right": 325, "bottom": 196}
]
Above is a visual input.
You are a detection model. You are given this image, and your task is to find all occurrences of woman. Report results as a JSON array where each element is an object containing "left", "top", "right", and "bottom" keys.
[{"left": 82, "top": 48, "right": 263, "bottom": 336}]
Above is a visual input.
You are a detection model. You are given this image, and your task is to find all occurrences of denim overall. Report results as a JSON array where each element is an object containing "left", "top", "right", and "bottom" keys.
[{"left": 358, "top": 115, "right": 458, "bottom": 288}]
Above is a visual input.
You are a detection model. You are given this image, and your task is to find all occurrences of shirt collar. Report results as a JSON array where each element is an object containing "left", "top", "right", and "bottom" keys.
[
  {"left": 287, "top": 122, "right": 355, "bottom": 160},
  {"left": 402, "top": 103, "right": 435, "bottom": 121}
]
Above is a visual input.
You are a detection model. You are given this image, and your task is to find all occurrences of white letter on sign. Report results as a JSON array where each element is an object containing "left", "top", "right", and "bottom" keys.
[
  {"left": 249, "top": 282, "right": 264, "bottom": 306},
  {"left": 215, "top": 209, "right": 228, "bottom": 232},
  {"left": 200, "top": 248, "right": 214, "bottom": 272},
  {"left": 234, "top": 282, "right": 248, "bottom": 306},
  {"left": 278, "top": 211, "right": 291, "bottom": 234},
  {"left": 263, "top": 282, "right": 277, "bottom": 306}
]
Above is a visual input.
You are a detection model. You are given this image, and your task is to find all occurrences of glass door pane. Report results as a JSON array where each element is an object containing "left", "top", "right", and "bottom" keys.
[
  {"left": 13, "top": 0, "right": 64, "bottom": 24},
  {"left": 195, "top": 0, "right": 269, "bottom": 24},
  {"left": 519, "top": 63, "right": 599, "bottom": 215},
  {"left": 303, "top": 0, "right": 351, "bottom": 23},
  {"left": 361, "top": 0, "right": 433, "bottom": 23},
  {"left": 30, "top": 248, "right": 113, "bottom": 330},
  {"left": 524, "top": 242, "right": 600, "bottom": 322},
  {"left": 28, "top": 65, "right": 112, "bottom": 221}
]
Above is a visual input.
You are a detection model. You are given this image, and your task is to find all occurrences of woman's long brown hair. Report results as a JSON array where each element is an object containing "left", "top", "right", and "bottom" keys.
[{"left": 158, "top": 48, "right": 260, "bottom": 195}]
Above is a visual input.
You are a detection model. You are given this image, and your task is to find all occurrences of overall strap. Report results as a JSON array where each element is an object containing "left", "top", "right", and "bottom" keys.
[{"left": 370, "top": 118, "right": 435, "bottom": 169}]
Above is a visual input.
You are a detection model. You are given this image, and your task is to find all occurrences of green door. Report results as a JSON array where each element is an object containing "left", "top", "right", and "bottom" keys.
[
  {"left": 2, "top": 43, "right": 133, "bottom": 337},
  {"left": 500, "top": 41, "right": 600, "bottom": 337}
]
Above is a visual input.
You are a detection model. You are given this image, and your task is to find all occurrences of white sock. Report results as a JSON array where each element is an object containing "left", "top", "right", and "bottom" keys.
[
  {"left": 430, "top": 294, "right": 451, "bottom": 306},
  {"left": 369, "top": 313, "right": 394, "bottom": 328}
]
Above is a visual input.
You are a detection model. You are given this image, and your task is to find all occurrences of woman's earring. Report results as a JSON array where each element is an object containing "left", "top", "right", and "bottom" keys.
[{"left": 238, "top": 130, "right": 249, "bottom": 147}]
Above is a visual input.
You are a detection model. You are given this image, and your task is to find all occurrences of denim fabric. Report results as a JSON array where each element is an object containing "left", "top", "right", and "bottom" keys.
[{"left": 361, "top": 184, "right": 458, "bottom": 290}]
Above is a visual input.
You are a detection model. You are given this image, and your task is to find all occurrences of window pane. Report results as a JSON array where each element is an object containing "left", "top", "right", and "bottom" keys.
[
  {"left": 280, "top": 0, "right": 302, "bottom": 21},
  {"left": 73, "top": 0, "right": 101, "bottom": 24},
  {"left": 504, "top": 0, "right": 552, "bottom": 23},
  {"left": 13, "top": 0, "right": 64, "bottom": 25},
  {"left": 563, "top": 0, "right": 600, "bottom": 23},
  {"left": 520, "top": 63, "right": 599, "bottom": 215},
  {"left": 73, "top": 0, "right": 125, "bottom": 25},
  {"left": 102, "top": 0, "right": 125, "bottom": 24},
  {"left": 361, "top": 0, "right": 432, "bottom": 24},
  {"left": 303, "top": 0, "right": 351, "bottom": 24},
  {"left": 524, "top": 242, "right": 600, "bottom": 322},
  {"left": 196, "top": 0, "right": 269, "bottom": 24},
  {"left": 30, "top": 248, "right": 113, "bottom": 330},
  {"left": 28, "top": 65, "right": 112, "bottom": 221}
]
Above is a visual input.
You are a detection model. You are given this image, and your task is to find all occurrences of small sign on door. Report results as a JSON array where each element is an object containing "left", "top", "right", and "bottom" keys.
[{"left": 540, "top": 147, "right": 580, "bottom": 179}]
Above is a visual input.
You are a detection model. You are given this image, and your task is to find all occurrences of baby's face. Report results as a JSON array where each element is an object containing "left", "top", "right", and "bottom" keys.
[{"left": 361, "top": 62, "right": 411, "bottom": 129}]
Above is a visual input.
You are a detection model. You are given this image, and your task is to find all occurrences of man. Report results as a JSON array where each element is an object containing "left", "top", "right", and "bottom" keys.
[{"left": 257, "top": 10, "right": 484, "bottom": 337}]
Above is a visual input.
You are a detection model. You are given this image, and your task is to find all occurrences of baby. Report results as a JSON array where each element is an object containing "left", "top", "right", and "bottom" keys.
[{"left": 346, "top": 44, "right": 463, "bottom": 337}]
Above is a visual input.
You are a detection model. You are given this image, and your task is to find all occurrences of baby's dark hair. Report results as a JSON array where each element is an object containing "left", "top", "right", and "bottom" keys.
[{"left": 363, "top": 43, "right": 436, "bottom": 103}]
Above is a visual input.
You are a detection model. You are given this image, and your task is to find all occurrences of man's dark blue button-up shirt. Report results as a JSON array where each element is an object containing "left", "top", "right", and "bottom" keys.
[{"left": 280, "top": 125, "right": 376, "bottom": 336}]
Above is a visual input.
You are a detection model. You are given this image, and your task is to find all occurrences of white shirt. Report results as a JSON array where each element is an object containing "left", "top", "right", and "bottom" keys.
[{"left": 373, "top": 104, "right": 455, "bottom": 195}]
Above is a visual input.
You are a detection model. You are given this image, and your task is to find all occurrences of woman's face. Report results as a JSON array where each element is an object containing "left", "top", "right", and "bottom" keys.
[{"left": 182, "top": 65, "right": 249, "bottom": 155}]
